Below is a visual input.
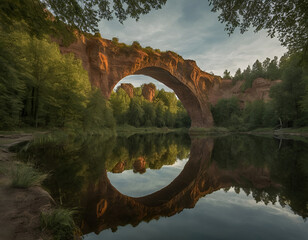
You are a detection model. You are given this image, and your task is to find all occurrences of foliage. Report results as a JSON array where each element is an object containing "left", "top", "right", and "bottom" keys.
[
  {"left": 270, "top": 52, "right": 308, "bottom": 127},
  {"left": 110, "top": 84, "right": 191, "bottom": 128},
  {"left": 40, "top": 208, "right": 77, "bottom": 240},
  {"left": 223, "top": 69, "right": 231, "bottom": 79},
  {"left": 83, "top": 89, "right": 116, "bottom": 131},
  {"left": 0, "top": 29, "right": 116, "bottom": 132},
  {"left": 212, "top": 135, "right": 308, "bottom": 218},
  {"left": 212, "top": 52, "right": 308, "bottom": 130},
  {"left": 0, "top": 32, "right": 26, "bottom": 129},
  {"left": 211, "top": 97, "right": 241, "bottom": 128},
  {"left": 0, "top": 0, "right": 167, "bottom": 34},
  {"left": 9, "top": 162, "right": 47, "bottom": 188},
  {"left": 209, "top": 0, "right": 308, "bottom": 52},
  {"left": 21, "top": 132, "right": 190, "bottom": 206},
  {"left": 229, "top": 56, "right": 282, "bottom": 90}
]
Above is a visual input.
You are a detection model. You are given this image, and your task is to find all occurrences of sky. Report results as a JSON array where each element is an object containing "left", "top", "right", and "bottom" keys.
[{"left": 98, "top": 0, "right": 287, "bottom": 90}]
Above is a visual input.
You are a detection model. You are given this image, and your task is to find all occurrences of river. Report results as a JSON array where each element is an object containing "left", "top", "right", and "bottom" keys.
[{"left": 22, "top": 133, "right": 308, "bottom": 240}]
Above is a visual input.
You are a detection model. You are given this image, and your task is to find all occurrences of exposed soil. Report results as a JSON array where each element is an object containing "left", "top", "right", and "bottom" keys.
[{"left": 0, "top": 134, "right": 54, "bottom": 240}]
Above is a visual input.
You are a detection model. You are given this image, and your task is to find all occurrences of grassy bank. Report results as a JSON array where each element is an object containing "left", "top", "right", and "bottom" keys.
[
  {"left": 0, "top": 134, "right": 78, "bottom": 240},
  {"left": 116, "top": 124, "right": 188, "bottom": 137},
  {"left": 189, "top": 127, "right": 230, "bottom": 136}
]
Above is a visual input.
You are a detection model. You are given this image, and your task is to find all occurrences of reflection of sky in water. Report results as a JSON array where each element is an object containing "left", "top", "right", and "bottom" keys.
[
  {"left": 84, "top": 189, "right": 308, "bottom": 240},
  {"left": 107, "top": 158, "right": 189, "bottom": 197},
  {"left": 85, "top": 161, "right": 308, "bottom": 240}
]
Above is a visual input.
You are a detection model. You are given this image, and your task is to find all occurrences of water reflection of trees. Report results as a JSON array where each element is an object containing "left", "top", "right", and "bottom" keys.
[
  {"left": 20, "top": 133, "right": 308, "bottom": 234},
  {"left": 21, "top": 132, "right": 191, "bottom": 206},
  {"left": 212, "top": 135, "right": 308, "bottom": 219}
]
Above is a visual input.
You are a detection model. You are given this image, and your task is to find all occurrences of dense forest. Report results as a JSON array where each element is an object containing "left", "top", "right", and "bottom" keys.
[
  {"left": 212, "top": 52, "right": 308, "bottom": 130},
  {"left": 110, "top": 84, "right": 190, "bottom": 128}
]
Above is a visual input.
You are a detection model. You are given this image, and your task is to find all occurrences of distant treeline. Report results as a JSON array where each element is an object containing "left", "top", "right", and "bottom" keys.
[
  {"left": 214, "top": 52, "right": 308, "bottom": 129},
  {"left": 223, "top": 56, "right": 283, "bottom": 90},
  {"left": 110, "top": 85, "right": 190, "bottom": 128}
]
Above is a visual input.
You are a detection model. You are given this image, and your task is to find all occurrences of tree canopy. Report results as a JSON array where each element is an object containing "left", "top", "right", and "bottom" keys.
[
  {"left": 0, "top": 0, "right": 167, "bottom": 33},
  {"left": 209, "top": 0, "right": 308, "bottom": 52}
]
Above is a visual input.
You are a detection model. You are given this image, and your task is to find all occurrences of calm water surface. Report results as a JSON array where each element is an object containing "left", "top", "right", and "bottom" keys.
[{"left": 23, "top": 133, "right": 308, "bottom": 240}]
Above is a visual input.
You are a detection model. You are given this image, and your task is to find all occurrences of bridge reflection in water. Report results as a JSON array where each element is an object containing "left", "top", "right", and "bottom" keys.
[
  {"left": 80, "top": 137, "right": 283, "bottom": 235},
  {"left": 21, "top": 133, "right": 308, "bottom": 238}
]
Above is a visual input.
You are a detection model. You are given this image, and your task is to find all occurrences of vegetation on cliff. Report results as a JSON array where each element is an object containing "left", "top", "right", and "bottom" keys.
[{"left": 214, "top": 51, "right": 308, "bottom": 130}]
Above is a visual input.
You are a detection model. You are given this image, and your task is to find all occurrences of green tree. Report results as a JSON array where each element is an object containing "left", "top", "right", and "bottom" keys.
[
  {"left": 251, "top": 59, "right": 264, "bottom": 79},
  {"left": 83, "top": 89, "right": 115, "bottom": 131},
  {"left": 0, "top": 33, "right": 26, "bottom": 129},
  {"left": 211, "top": 97, "right": 241, "bottom": 127},
  {"left": 223, "top": 69, "right": 232, "bottom": 79},
  {"left": 110, "top": 88, "right": 131, "bottom": 124},
  {"left": 0, "top": 0, "right": 167, "bottom": 33},
  {"left": 243, "top": 100, "right": 265, "bottom": 129},
  {"left": 232, "top": 68, "right": 242, "bottom": 83},
  {"left": 142, "top": 101, "right": 156, "bottom": 126},
  {"left": 270, "top": 52, "right": 307, "bottom": 127},
  {"left": 209, "top": 0, "right": 308, "bottom": 51},
  {"left": 127, "top": 98, "right": 145, "bottom": 127},
  {"left": 267, "top": 57, "right": 280, "bottom": 80}
]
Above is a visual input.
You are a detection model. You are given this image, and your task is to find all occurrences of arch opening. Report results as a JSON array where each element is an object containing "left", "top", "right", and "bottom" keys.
[{"left": 107, "top": 66, "right": 210, "bottom": 128}]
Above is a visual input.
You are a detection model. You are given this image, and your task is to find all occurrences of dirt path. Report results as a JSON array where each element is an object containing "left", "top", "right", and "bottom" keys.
[{"left": 0, "top": 134, "right": 53, "bottom": 240}]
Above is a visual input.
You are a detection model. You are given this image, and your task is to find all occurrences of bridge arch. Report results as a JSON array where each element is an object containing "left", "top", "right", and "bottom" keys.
[
  {"left": 110, "top": 67, "right": 206, "bottom": 128},
  {"left": 60, "top": 37, "right": 222, "bottom": 128}
]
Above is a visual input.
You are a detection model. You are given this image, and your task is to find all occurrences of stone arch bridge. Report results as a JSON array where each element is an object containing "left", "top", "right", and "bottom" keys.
[{"left": 60, "top": 36, "right": 222, "bottom": 128}]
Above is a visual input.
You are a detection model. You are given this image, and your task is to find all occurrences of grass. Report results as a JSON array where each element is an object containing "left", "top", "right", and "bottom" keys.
[
  {"left": 9, "top": 162, "right": 48, "bottom": 188},
  {"left": 189, "top": 127, "right": 230, "bottom": 136},
  {"left": 116, "top": 124, "right": 188, "bottom": 137},
  {"left": 40, "top": 208, "right": 77, "bottom": 240}
]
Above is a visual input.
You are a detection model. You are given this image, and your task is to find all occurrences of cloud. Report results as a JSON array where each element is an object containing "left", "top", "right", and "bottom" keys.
[{"left": 98, "top": 0, "right": 287, "bottom": 79}]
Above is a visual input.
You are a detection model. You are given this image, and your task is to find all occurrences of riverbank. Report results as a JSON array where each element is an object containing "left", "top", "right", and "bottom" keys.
[
  {"left": 0, "top": 134, "right": 54, "bottom": 240},
  {"left": 189, "top": 127, "right": 308, "bottom": 139},
  {"left": 116, "top": 125, "right": 188, "bottom": 137}
]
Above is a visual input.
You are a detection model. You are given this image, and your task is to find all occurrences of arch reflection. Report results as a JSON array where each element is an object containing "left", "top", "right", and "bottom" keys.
[{"left": 81, "top": 137, "right": 282, "bottom": 235}]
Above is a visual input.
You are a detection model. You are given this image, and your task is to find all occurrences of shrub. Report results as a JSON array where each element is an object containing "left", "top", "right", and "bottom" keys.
[
  {"left": 132, "top": 41, "right": 142, "bottom": 49},
  {"left": 112, "top": 37, "right": 119, "bottom": 44},
  {"left": 10, "top": 162, "right": 47, "bottom": 188},
  {"left": 41, "top": 208, "right": 77, "bottom": 240}
]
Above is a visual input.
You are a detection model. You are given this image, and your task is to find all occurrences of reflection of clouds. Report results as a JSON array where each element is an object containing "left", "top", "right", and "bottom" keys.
[
  {"left": 204, "top": 188, "right": 299, "bottom": 220},
  {"left": 84, "top": 189, "right": 308, "bottom": 240},
  {"left": 164, "top": 158, "right": 189, "bottom": 169},
  {"left": 107, "top": 158, "right": 188, "bottom": 197}
]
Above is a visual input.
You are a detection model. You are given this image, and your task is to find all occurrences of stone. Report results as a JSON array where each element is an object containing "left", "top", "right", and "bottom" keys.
[
  {"left": 142, "top": 83, "right": 156, "bottom": 102},
  {"left": 119, "top": 83, "right": 134, "bottom": 98},
  {"left": 59, "top": 35, "right": 220, "bottom": 128}
]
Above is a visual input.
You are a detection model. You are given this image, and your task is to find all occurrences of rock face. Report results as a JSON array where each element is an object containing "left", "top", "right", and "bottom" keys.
[
  {"left": 208, "top": 78, "right": 281, "bottom": 108},
  {"left": 142, "top": 83, "right": 156, "bottom": 102},
  {"left": 59, "top": 35, "right": 279, "bottom": 127},
  {"left": 59, "top": 36, "right": 221, "bottom": 128},
  {"left": 119, "top": 83, "right": 134, "bottom": 98}
]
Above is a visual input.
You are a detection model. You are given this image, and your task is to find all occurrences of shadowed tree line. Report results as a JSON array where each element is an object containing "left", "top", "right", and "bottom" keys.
[
  {"left": 0, "top": 27, "right": 115, "bottom": 132},
  {"left": 214, "top": 52, "right": 308, "bottom": 129},
  {"left": 212, "top": 135, "right": 308, "bottom": 219}
]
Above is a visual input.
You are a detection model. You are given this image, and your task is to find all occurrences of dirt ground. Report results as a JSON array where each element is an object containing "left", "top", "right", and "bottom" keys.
[{"left": 0, "top": 134, "right": 54, "bottom": 240}]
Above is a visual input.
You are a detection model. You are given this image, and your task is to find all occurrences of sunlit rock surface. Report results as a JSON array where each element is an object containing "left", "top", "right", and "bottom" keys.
[{"left": 59, "top": 35, "right": 279, "bottom": 127}]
